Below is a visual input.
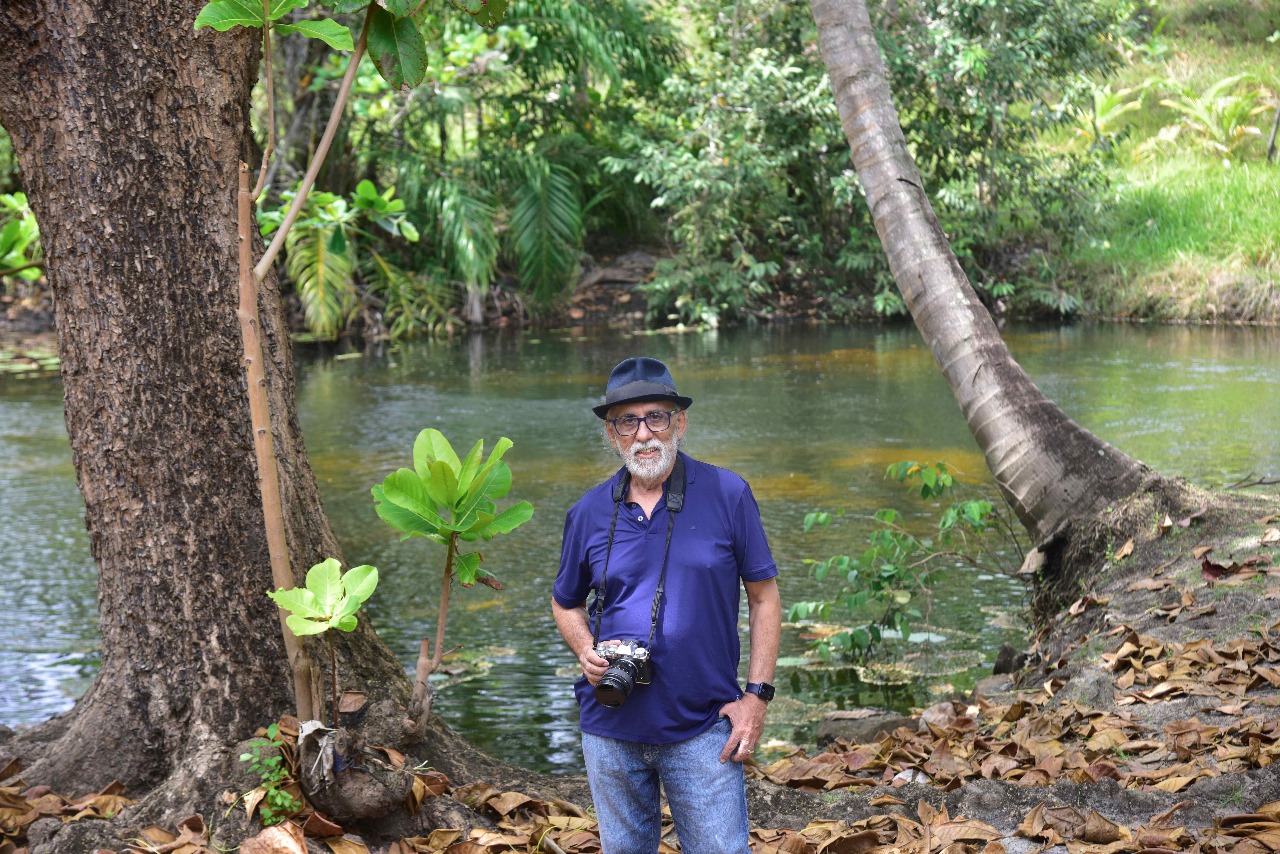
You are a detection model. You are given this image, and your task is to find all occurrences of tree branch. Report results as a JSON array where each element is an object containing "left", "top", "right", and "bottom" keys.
[
  {"left": 254, "top": 3, "right": 375, "bottom": 282},
  {"left": 0, "top": 260, "right": 43, "bottom": 277}
]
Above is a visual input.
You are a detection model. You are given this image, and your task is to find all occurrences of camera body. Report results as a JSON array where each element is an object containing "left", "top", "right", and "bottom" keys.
[{"left": 593, "top": 639, "right": 653, "bottom": 708}]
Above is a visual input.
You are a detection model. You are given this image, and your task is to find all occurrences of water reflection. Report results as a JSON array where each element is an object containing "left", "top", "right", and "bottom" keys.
[{"left": 2, "top": 323, "right": 1278, "bottom": 775}]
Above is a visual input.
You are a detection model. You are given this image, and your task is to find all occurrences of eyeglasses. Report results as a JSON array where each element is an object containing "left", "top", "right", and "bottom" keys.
[{"left": 609, "top": 409, "right": 680, "bottom": 436}]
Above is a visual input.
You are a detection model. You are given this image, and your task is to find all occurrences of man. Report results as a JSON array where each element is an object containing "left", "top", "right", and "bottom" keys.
[{"left": 552, "top": 356, "right": 782, "bottom": 854}]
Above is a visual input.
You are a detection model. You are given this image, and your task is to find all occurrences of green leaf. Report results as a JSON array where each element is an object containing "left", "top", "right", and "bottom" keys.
[
  {"left": 455, "top": 439, "right": 484, "bottom": 497},
  {"left": 341, "top": 564, "right": 379, "bottom": 608},
  {"left": 355, "top": 179, "right": 379, "bottom": 200},
  {"left": 194, "top": 0, "right": 266, "bottom": 31},
  {"left": 450, "top": 0, "right": 509, "bottom": 27},
  {"left": 455, "top": 551, "right": 482, "bottom": 586},
  {"left": 399, "top": 220, "right": 420, "bottom": 243},
  {"left": 304, "top": 558, "right": 344, "bottom": 614},
  {"left": 481, "top": 501, "right": 533, "bottom": 537},
  {"left": 373, "top": 492, "right": 442, "bottom": 539},
  {"left": 367, "top": 5, "right": 427, "bottom": 89},
  {"left": 334, "top": 614, "right": 359, "bottom": 632},
  {"left": 266, "top": 0, "right": 308, "bottom": 19},
  {"left": 193, "top": 0, "right": 305, "bottom": 29},
  {"left": 285, "top": 613, "right": 330, "bottom": 636},
  {"left": 430, "top": 460, "right": 460, "bottom": 507},
  {"left": 275, "top": 19, "right": 354, "bottom": 50},
  {"left": 266, "top": 587, "right": 325, "bottom": 619},
  {"left": 383, "top": 0, "right": 414, "bottom": 15},
  {"left": 456, "top": 462, "right": 508, "bottom": 519},
  {"left": 413, "top": 429, "right": 462, "bottom": 477},
  {"left": 377, "top": 471, "right": 448, "bottom": 529}
]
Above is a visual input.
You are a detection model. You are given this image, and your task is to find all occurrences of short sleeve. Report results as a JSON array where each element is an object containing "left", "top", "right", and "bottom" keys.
[{"left": 734, "top": 483, "right": 777, "bottom": 582}]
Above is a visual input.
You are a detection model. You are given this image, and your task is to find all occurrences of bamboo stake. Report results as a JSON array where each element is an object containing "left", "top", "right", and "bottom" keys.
[{"left": 237, "top": 162, "right": 318, "bottom": 722}]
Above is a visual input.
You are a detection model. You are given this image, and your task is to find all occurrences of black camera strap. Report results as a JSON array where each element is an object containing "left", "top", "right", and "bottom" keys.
[{"left": 591, "top": 454, "right": 686, "bottom": 650}]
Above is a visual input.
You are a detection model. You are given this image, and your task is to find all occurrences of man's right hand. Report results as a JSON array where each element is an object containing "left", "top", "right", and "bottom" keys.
[{"left": 578, "top": 645, "right": 610, "bottom": 685}]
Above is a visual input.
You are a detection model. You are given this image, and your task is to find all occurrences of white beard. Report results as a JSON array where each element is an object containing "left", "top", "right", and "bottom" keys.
[{"left": 619, "top": 434, "right": 679, "bottom": 489}]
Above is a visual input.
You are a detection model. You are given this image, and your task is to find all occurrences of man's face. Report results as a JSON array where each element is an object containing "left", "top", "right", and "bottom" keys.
[{"left": 606, "top": 400, "right": 685, "bottom": 488}]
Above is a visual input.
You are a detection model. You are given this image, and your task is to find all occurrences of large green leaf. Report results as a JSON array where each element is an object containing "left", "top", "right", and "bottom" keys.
[
  {"left": 385, "top": 467, "right": 445, "bottom": 517},
  {"left": 455, "top": 439, "right": 484, "bottom": 498},
  {"left": 377, "top": 471, "right": 448, "bottom": 530},
  {"left": 455, "top": 464, "right": 507, "bottom": 521},
  {"left": 461, "top": 437, "right": 514, "bottom": 505},
  {"left": 372, "top": 494, "right": 443, "bottom": 541},
  {"left": 267, "top": 587, "right": 325, "bottom": 619},
  {"left": 482, "top": 501, "right": 534, "bottom": 538},
  {"left": 510, "top": 160, "right": 584, "bottom": 299},
  {"left": 193, "top": 0, "right": 305, "bottom": 30},
  {"left": 195, "top": 0, "right": 266, "bottom": 30},
  {"left": 285, "top": 220, "right": 356, "bottom": 341},
  {"left": 429, "top": 460, "right": 460, "bottom": 507},
  {"left": 340, "top": 564, "right": 379, "bottom": 613},
  {"left": 305, "top": 557, "right": 344, "bottom": 614},
  {"left": 285, "top": 613, "right": 331, "bottom": 636},
  {"left": 455, "top": 551, "right": 482, "bottom": 586},
  {"left": 413, "top": 428, "right": 462, "bottom": 476},
  {"left": 367, "top": 5, "right": 427, "bottom": 90},
  {"left": 383, "top": 0, "right": 415, "bottom": 17},
  {"left": 275, "top": 19, "right": 353, "bottom": 50}
]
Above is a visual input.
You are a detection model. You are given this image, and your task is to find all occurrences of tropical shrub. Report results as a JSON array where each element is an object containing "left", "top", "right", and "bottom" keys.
[
  {"left": 1139, "top": 73, "right": 1270, "bottom": 162},
  {"left": 267, "top": 557, "right": 380, "bottom": 727},
  {"left": 371, "top": 429, "right": 534, "bottom": 723},
  {"left": 788, "top": 462, "right": 1024, "bottom": 662},
  {"left": 258, "top": 180, "right": 448, "bottom": 340}
]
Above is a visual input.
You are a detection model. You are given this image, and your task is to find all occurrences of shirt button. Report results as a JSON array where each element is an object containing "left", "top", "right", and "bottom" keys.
[{"left": 637, "top": 515, "right": 644, "bottom": 522}]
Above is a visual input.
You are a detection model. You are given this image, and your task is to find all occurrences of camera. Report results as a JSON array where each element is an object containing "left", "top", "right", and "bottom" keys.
[{"left": 593, "top": 639, "right": 653, "bottom": 708}]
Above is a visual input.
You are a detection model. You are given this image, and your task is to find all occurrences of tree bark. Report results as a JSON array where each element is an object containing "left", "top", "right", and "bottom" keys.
[
  {"left": 0, "top": 0, "right": 408, "bottom": 798},
  {"left": 810, "top": 0, "right": 1151, "bottom": 543}
]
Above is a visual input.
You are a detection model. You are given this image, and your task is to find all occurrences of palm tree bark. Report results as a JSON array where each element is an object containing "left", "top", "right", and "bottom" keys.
[
  {"left": 0, "top": 0, "right": 408, "bottom": 802},
  {"left": 810, "top": 0, "right": 1150, "bottom": 543}
]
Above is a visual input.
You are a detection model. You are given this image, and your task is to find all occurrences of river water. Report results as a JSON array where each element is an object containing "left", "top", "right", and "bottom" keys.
[{"left": 2, "top": 322, "right": 1278, "bottom": 773}]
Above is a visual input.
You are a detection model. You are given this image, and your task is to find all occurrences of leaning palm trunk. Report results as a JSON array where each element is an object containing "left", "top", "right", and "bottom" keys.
[{"left": 810, "top": 0, "right": 1149, "bottom": 543}]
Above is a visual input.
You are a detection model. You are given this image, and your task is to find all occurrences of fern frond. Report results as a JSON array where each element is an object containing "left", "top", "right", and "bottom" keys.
[
  {"left": 285, "top": 224, "right": 358, "bottom": 340},
  {"left": 428, "top": 175, "right": 499, "bottom": 295},
  {"left": 508, "top": 157, "right": 584, "bottom": 300},
  {"left": 364, "top": 250, "right": 461, "bottom": 339}
]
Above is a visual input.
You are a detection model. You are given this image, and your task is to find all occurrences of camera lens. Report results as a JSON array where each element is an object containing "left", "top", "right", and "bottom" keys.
[{"left": 594, "top": 658, "right": 640, "bottom": 707}]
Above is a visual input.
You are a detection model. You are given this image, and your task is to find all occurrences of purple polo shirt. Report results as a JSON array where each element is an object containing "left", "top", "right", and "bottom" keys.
[{"left": 554, "top": 452, "right": 777, "bottom": 744}]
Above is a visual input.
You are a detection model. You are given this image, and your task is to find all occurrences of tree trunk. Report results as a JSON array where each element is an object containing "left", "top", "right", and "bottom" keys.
[
  {"left": 0, "top": 0, "right": 408, "bottom": 799},
  {"left": 809, "top": 0, "right": 1151, "bottom": 543}
]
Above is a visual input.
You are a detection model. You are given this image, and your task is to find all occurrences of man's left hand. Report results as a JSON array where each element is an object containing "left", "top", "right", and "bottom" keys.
[{"left": 718, "top": 693, "right": 767, "bottom": 763}]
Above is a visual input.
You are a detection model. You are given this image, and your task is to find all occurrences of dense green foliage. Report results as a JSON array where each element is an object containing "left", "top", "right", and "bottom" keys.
[
  {"left": 243, "top": 0, "right": 1147, "bottom": 335},
  {"left": 3, "top": 0, "right": 1275, "bottom": 331}
]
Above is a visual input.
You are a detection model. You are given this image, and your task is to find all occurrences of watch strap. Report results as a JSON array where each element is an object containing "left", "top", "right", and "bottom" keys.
[{"left": 744, "top": 682, "right": 775, "bottom": 702}]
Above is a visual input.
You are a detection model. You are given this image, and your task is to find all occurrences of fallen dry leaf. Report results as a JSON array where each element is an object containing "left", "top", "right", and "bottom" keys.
[{"left": 239, "top": 823, "right": 306, "bottom": 854}]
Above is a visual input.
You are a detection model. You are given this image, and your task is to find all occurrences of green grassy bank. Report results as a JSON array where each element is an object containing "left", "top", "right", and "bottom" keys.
[{"left": 1060, "top": 0, "right": 1280, "bottom": 323}]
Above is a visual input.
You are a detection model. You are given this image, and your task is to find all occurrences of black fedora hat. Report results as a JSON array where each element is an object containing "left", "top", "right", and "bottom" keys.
[{"left": 592, "top": 357, "right": 694, "bottom": 419}]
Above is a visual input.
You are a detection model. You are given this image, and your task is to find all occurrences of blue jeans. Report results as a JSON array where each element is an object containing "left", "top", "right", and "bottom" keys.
[{"left": 581, "top": 718, "right": 749, "bottom": 854}]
